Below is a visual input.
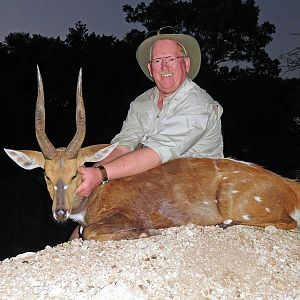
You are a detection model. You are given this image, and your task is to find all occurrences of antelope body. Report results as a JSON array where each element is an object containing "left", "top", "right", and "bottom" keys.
[{"left": 5, "top": 69, "right": 300, "bottom": 241}]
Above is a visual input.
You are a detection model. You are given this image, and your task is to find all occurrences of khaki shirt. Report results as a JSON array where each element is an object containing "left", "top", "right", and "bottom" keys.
[{"left": 111, "top": 78, "right": 223, "bottom": 163}]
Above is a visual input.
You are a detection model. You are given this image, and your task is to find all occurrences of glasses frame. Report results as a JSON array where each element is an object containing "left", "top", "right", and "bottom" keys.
[{"left": 150, "top": 55, "right": 186, "bottom": 67}]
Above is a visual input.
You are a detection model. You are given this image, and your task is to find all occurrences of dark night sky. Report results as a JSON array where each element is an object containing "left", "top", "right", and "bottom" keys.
[{"left": 0, "top": 0, "right": 299, "bottom": 78}]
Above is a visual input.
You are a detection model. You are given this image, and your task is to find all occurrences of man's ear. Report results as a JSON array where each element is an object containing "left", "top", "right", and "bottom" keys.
[
  {"left": 184, "top": 57, "right": 191, "bottom": 74},
  {"left": 147, "top": 63, "right": 153, "bottom": 78}
]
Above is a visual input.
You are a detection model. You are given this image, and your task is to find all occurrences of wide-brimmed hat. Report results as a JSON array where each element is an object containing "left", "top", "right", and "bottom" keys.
[{"left": 136, "top": 27, "right": 201, "bottom": 81}]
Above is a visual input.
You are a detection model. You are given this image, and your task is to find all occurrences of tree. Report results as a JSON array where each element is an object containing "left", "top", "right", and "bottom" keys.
[
  {"left": 65, "top": 21, "right": 89, "bottom": 49},
  {"left": 123, "top": 0, "right": 299, "bottom": 176},
  {"left": 123, "top": 0, "right": 280, "bottom": 78}
]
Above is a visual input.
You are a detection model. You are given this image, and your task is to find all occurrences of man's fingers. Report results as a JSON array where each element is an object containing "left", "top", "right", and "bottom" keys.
[
  {"left": 76, "top": 185, "right": 88, "bottom": 197},
  {"left": 76, "top": 167, "right": 99, "bottom": 197},
  {"left": 77, "top": 166, "right": 86, "bottom": 175}
]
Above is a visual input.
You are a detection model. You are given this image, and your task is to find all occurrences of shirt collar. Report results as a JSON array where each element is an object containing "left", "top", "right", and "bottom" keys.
[{"left": 150, "top": 78, "right": 191, "bottom": 104}]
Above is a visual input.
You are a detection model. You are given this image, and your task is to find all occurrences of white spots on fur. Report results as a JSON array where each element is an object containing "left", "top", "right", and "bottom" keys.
[
  {"left": 242, "top": 214, "right": 251, "bottom": 221},
  {"left": 289, "top": 209, "right": 300, "bottom": 226},
  {"left": 213, "top": 160, "right": 220, "bottom": 172},
  {"left": 265, "top": 208, "right": 271, "bottom": 213},
  {"left": 233, "top": 171, "right": 240, "bottom": 174},
  {"left": 231, "top": 190, "right": 239, "bottom": 194},
  {"left": 54, "top": 186, "right": 58, "bottom": 191},
  {"left": 203, "top": 201, "right": 209, "bottom": 205},
  {"left": 254, "top": 196, "right": 262, "bottom": 203},
  {"left": 223, "top": 219, "right": 233, "bottom": 225},
  {"left": 222, "top": 176, "right": 229, "bottom": 180},
  {"left": 70, "top": 211, "right": 86, "bottom": 223},
  {"left": 225, "top": 158, "right": 254, "bottom": 166},
  {"left": 64, "top": 185, "right": 69, "bottom": 190}
]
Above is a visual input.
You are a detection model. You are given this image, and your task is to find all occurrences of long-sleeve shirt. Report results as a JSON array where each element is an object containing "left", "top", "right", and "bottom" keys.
[{"left": 111, "top": 78, "right": 223, "bottom": 163}]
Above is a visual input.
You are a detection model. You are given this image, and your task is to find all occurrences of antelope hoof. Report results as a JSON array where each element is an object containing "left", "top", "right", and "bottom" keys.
[{"left": 217, "top": 220, "right": 237, "bottom": 230}]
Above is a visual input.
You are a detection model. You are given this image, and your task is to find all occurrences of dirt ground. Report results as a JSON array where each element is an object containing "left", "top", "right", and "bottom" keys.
[{"left": 0, "top": 224, "right": 299, "bottom": 299}]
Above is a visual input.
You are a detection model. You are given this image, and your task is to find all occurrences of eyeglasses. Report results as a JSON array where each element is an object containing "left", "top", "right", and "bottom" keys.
[
  {"left": 145, "top": 26, "right": 176, "bottom": 39},
  {"left": 151, "top": 55, "right": 185, "bottom": 66},
  {"left": 146, "top": 26, "right": 188, "bottom": 64}
]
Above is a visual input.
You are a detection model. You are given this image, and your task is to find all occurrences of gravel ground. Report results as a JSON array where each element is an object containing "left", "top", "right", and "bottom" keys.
[{"left": 1, "top": 224, "right": 299, "bottom": 300}]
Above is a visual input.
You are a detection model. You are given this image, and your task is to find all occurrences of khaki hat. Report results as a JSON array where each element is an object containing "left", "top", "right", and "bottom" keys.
[{"left": 136, "top": 30, "right": 201, "bottom": 81}]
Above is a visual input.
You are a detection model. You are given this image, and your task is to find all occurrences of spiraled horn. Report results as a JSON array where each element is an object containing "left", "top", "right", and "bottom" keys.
[
  {"left": 35, "top": 65, "right": 57, "bottom": 159},
  {"left": 64, "top": 69, "right": 86, "bottom": 159}
]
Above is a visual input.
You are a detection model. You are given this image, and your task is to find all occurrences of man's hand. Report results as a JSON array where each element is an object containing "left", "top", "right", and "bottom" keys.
[
  {"left": 76, "top": 166, "right": 102, "bottom": 197},
  {"left": 76, "top": 147, "right": 161, "bottom": 198}
]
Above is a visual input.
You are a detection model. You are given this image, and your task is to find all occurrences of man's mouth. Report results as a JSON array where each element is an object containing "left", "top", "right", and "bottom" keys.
[{"left": 161, "top": 73, "right": 173, "bottom": 77}]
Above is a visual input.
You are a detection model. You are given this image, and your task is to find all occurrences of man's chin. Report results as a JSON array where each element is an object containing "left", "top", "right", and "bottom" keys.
[{"left": 157, "top": 83, "right": 178, "bottom": 95}]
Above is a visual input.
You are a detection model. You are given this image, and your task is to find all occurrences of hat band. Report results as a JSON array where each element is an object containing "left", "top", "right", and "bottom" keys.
[{"left": 145, "top": 26, "right": 176, "bottom": 39}]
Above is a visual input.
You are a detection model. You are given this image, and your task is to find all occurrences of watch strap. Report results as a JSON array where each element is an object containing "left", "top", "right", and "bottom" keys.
[{"left": 97, "top": 165, "right": 109, "bottom": 184}]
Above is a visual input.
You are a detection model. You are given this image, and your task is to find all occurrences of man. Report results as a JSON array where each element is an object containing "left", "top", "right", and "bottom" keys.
[{"left": 76, "top": 27, "right": 223, "bottom": 198}]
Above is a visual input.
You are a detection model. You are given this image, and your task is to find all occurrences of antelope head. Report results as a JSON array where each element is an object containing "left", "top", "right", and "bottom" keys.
[{"left": 4, "top": 67, "right": 117, "bottom": 222}]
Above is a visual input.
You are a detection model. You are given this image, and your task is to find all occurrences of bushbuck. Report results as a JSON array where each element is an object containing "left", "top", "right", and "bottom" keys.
[{"left": 4, "top": 68, "right": 300, "bottom": 241}]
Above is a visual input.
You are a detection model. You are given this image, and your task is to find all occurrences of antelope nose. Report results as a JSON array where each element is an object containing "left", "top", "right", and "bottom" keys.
[{"left": 54, "top": 209, "right": 68, "bottom": 222}]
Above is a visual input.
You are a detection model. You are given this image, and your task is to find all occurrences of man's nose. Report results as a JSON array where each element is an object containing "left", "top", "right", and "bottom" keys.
[{"left": 161, "top": 59, "right": 169, "bottom": 68}]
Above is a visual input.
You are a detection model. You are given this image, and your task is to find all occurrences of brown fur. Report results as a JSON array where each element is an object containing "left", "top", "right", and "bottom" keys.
[
  {"left": 6, "top": 147, "right": 300, "bottom": 241},
  {"left": 77, "top": 157, "right": 299, "bottom": 240}
]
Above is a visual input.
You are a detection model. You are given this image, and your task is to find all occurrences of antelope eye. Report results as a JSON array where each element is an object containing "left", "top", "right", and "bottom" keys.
[{"left": 44, "top": 173, "right": 50, "bottom": 181}]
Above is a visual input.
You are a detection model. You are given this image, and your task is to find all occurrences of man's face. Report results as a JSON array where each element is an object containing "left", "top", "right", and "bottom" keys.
[{"left": 147, "top": 39, "right": 190, "bottom": 97}]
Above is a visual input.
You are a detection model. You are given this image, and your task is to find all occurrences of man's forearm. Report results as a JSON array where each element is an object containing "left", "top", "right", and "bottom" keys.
[
  {"left": 99, "top": 145, "right": 131, "bottom": 165},
  {"left": 103, "top": 147, "right": 161, "bottom": 180}
]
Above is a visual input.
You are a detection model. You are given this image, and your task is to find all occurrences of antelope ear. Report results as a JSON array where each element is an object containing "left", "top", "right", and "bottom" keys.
[
  {"left": 80, "top": 143, "right": 119, "bottom": 163},
  {"left": 4, "top": 148, "right": 45, "bottom": 170}
]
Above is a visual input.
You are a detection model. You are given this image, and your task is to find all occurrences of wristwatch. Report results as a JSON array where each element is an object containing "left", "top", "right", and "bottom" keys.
[{"left": 96, "top": 165, "right": 109, "bottom": 184}]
